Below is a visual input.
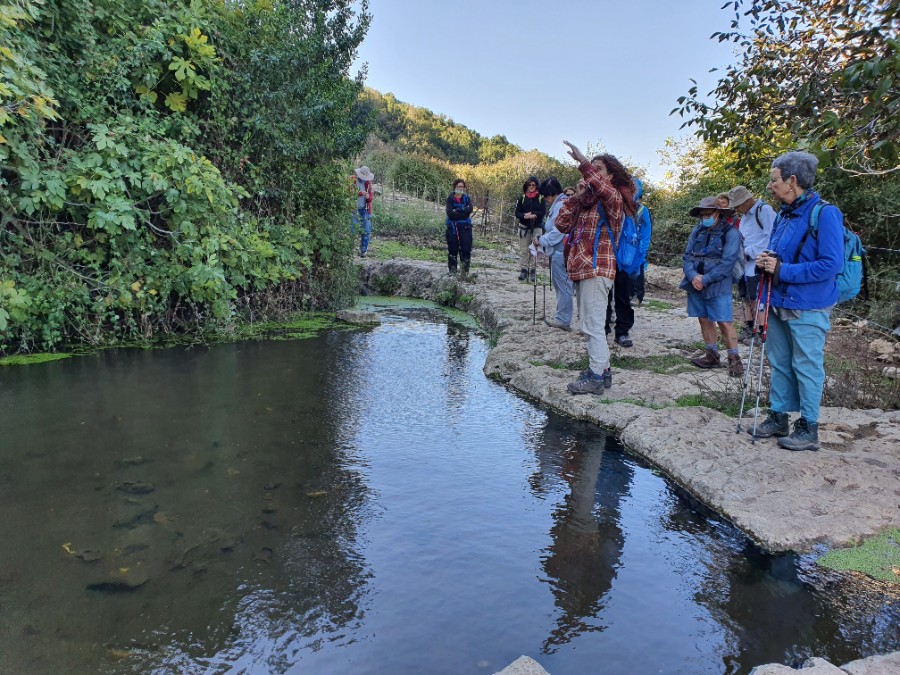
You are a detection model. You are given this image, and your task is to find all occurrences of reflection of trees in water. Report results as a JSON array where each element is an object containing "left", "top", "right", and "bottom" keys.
[
  {"left": 657, "top": 489, "right": 900, "bottom": 672},
  {"left": 537, "top": 425, "right": 633, "bottom": 653}
]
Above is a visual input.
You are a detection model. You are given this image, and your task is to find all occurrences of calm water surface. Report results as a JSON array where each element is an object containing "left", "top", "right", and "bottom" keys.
[{"left": 1, "top": 302, "right": 896, "bottom": 674}]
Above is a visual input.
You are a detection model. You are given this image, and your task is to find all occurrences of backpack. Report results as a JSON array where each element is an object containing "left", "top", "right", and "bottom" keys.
[
  {"left": 791, "top": 200, "right": 866, "bottom": 303},
  {"left": 598, "top": 203, "right": 643, "bottom": 276}
]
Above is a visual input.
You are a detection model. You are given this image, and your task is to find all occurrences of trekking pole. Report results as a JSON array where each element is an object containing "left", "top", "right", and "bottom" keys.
[
  {"left": 532, "top": 254, "right": 537, "bottom": 325},
  {"left": 736, "top": 273, "right": 767, "bottom": 433},
  {"left": 750, "top": 274, "right": 774, "bottom": 443}
]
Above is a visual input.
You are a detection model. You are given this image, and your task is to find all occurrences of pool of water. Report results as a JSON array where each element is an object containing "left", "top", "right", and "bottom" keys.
[{"left": 0, "top": 304, "right": 896, "bottom": 674}]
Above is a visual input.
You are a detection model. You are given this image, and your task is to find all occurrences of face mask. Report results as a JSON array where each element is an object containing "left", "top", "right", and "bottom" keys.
[
  {"left": 700, "top": 216, "right": 716, "bottom": 228},
  {"left": 454, "top": 188, "right": 465, "bottom": 195}
]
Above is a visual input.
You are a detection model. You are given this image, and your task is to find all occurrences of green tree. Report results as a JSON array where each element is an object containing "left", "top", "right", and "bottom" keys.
[
  {"left": 0, "top": 0, "right": 371, "bottom": 353},
  {"left": 675, "top": 0, "right": 899, "bottom": 175}
]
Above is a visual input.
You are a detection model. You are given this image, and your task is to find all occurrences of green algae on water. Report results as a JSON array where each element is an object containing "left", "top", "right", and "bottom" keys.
[
  {"left": 0, "top": 353, "right": 72, "bottom": 367},
  {"left": 817, "top": 529, "right": 900, "bottom": 583}
]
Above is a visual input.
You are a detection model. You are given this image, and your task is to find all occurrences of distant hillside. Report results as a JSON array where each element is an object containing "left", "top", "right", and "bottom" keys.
[{"left": 359, "top": 88, "right": 522, "bottom": 165}]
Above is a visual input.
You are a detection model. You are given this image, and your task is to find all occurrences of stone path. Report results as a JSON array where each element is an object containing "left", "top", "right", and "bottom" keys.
[{"left": 359, "top": 250, "right": 900, "bottom": 553}]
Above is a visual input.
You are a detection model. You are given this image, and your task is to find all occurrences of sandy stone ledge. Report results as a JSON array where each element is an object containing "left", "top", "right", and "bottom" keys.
[{"left": 359, "top": 253, "right": 900, "bottom": 554}]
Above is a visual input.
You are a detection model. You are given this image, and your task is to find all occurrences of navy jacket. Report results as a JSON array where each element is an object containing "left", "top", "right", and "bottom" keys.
[
  {"left": 680, "top": 221, "right": 742, "bottom": 300},
  {"left": 446, "top": 193, "right": 473, "bottom": 226}
]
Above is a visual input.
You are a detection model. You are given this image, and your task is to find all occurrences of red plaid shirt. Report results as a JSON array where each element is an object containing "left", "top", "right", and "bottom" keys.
[{"left": 555, "top": 162, "right": 624, "bottom": 281}]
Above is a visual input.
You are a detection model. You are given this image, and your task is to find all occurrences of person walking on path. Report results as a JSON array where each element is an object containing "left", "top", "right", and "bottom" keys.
[
  {"left": 352, "top": 166, "right": 375, "bottom": 257},
  {"left": 751, "top": 151, "right": 843, "bottom": 451},
  {"left": 604, "top": 177, "right": 653, "bottom": 346},
  {"left": 680, "top": 196, "right": 744, "bottom": 377},
  {"left": 554, "top": 142, "right": 634, "bottom": 394},
  {"left": 445, "top": 178, "right": 474, "bottom": 278},
  {"left": 535, "top": 177, "right": 573, "bottom": 330},
  {"left": 515, "top": 176, "right": 546, "bottom": 282},
  {"left": 729, "top": 185, "right": 776, "bottom": 343}
]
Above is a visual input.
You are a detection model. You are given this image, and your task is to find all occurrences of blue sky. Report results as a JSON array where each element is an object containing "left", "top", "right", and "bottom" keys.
[{"left": 353, "top": 0, "right": 737, "bottom": 182}]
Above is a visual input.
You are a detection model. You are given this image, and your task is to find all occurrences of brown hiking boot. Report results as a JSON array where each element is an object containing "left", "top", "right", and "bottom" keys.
[
  {"left": 690, "top": 348, "right": 721, "bottom": 369},
  {"left": 727, "top": 353, "right": 744, "bottom": 377}
]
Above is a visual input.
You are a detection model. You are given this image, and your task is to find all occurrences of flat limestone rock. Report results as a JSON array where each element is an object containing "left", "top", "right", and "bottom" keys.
[
  {"left": 493, "top": 656, "right": 551, "bottom": 675},
  {"left": 361, "top": 255, "right": 900, "bottom": 554},
  {"left": 841, "top": 652, "right": 900, "bottom": 674},
  {"left": 335, "top": 310, "right": 380, "bottom": 325}
]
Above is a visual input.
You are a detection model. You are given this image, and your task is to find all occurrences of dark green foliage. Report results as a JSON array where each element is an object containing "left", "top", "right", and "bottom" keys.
[
  {"left": 672, "top": 0, "right": 899, "bottom": 252},
  {"left": 0, "top": 0, "right": 371, "bottom": 353}
]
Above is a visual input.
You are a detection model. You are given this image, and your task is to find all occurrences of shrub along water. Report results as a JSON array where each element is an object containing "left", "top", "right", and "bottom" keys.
[{"left": 0, "top": 0, "right": 372, "bottom": 354}]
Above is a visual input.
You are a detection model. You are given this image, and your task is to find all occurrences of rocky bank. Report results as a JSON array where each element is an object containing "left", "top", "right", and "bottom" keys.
[{"left": 358, "top": 250, "right": 900, "bottom": 554}]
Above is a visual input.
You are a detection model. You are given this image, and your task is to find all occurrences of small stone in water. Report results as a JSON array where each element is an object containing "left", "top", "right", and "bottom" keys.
[{"left": 115, "top": 481, "right": 155, "bottom": 495}]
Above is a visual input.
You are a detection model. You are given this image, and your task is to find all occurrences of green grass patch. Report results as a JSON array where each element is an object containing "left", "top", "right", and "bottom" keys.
[
  {"left": 370, "top": 239, "right": 443, "bottom": 262},
  {"left": 817, "top": 529, "right": 900, "bottom": 583},
  {"left": 675, "top": 392, "right": 741, "bottom": 417},
  {"left": 244, "top": 313, "right": 340, "bottom": 341},
  {"left": 642, "top": 299, "right": 676, "bottom": 312},
  {"left": 611, "top": 353, "right": 693, "bottom": 374},
  {"left": 0, "top": 352, "right": 73, "bottom": 366}
]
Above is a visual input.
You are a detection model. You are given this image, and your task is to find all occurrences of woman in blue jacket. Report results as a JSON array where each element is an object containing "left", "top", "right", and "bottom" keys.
[
  {"left": 445, "top": 178, "right": 474, "bottom": 277},
  {"left": 752, "top": 151, "right": 843, "bottom": 451}
]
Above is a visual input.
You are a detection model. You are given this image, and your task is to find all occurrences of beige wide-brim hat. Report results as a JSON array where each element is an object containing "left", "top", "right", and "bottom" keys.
[
  {"left": 354, "top": 166, "right": 374, "bottom": 181},
  {"left": 728, "top": 185, "right": 753, "bottom": 208},
  {"left": 689, "top": 196, "right": 735, "bottom": 218}
]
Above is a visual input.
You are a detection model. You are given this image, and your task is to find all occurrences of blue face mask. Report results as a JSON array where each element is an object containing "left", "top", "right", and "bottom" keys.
[
  {"left": 454, "top": 188, "right": 465, "bottom": 195},
  {"left": 699, "top": 216, "right": 716, "bottom": 228}
]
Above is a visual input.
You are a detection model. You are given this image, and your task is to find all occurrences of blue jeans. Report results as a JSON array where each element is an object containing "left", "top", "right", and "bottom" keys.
[
  {"left": 549, "top": 251, "right": 573, "bottom": 325},
  {"left": 766, "top": 309, "right": 831, "bottom": 423},
  {"left": 352, "top": 207, "right": 371, "bottom": 254}
]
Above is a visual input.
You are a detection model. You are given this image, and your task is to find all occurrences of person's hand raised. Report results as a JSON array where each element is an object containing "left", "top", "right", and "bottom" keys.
[{"left": 563, "top": 140, "right": 589, "bottom": 165}]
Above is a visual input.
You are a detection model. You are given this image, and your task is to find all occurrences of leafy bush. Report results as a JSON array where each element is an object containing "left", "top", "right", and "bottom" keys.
[
  {"left": 385, "top": 155, "right": 455, "bottom": 195},
  {"left": 0, "top": 0, "right": 371, "bottom": 353}
]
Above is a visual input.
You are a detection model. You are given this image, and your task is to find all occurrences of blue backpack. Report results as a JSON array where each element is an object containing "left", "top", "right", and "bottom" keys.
[
  {"left": 597, "top": 203, "right": 643, "bottom": 276},
  {"left": 792, "top": 200, "right": 866, "bottom": 303}
]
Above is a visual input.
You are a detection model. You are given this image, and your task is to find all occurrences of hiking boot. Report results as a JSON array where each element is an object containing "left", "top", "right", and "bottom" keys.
[
  {"left": 567, "top": 369, "right": 605, "bottom": 395},
  {"left": 739, "top": 325, "right": 754, "bottom": 344},
  {"left": 749, "top": 410, "right": 790, "bottom": 438},
  {"left": 545, "top": 318, "right": 571, "bottom": 331},
  {"left": 602, "top": 367, "right": 612, "bottom": 389},
  {"left": 690, "top": 348, "right": 721, "bottom": 369},
  {"left": 518, "top": 268, "right": 528, "bottom": 281},
  {"left": 359, "top": 251, "right": 367, "bottom": 258},
  {"left": 615, "top": 334, "right": 633, "bottom": 348},
  {"left": 727, "top": 353, "right": 744, "bottom": 377},
  {"left": 529, "top": 269, "right": 536, "bottom": 283},
  {"left": 778, "top": 418, "right": 820, "bottom": 451}
]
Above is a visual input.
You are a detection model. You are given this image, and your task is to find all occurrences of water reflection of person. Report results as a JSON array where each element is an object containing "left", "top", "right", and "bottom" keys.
[
  {"left": 539, "top": 431, "right": 633, "bottom": 652},
  {"left": 442, "top": 322, "right": 471, "bottom": 417}
]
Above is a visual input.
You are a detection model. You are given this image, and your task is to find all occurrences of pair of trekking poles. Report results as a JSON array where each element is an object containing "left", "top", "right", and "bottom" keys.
[{"left": 736, "top": 270, "right": 774, "bottom": 442}]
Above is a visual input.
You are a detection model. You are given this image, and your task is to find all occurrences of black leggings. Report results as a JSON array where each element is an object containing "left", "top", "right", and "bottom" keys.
[
  {"left": 605, "top": 273, "right": 634, "bottom": 337},
  {"left": 446, "top": 223, "right": 473, "bottom": 271}
]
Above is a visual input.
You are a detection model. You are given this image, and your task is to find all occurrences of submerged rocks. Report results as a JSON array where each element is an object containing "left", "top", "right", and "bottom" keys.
[{"left": 86, "top": 565, "right": 150, "bottom": 593}]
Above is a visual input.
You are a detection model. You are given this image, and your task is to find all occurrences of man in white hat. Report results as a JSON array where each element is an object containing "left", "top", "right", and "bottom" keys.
[
  {"left": 353, "top": 166, "right": 375, "bottom": 257},
  {"left": 728, "top": 185, "right": 776, "bottom": 342}
]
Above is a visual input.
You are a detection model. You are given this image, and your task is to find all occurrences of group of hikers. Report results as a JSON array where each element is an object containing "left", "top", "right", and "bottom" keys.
[{"left": 354, "top": 144, "right": 851, "bottom": 452}]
